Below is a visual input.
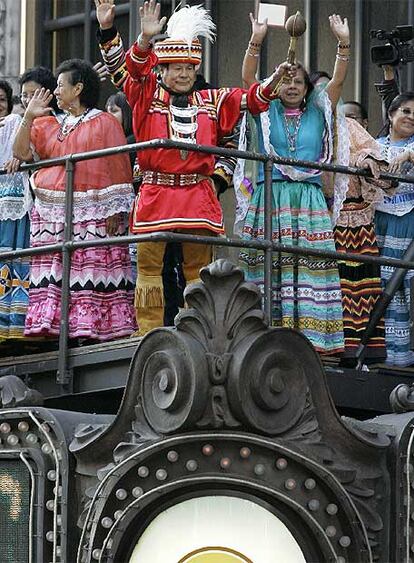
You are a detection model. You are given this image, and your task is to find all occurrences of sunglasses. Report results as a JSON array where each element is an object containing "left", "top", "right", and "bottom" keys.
[{"left": 397, "top": 107, "right": 414, "bottom": 117}]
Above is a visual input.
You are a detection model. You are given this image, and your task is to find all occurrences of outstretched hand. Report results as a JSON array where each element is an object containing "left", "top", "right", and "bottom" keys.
[
  {"left": 94, "top": 0, "right": 115, "bottom": 31},
  {"left": 140, "top": 0, "right": 167, "bottom": 39},
  {"left": 25, "top": 88, "right": 53, "bottom": 120},
  {"left": 329, "top": 14, "right": 349, "bottom": 44},
  {"left": 93, "top": 61, "right": 109, "bottom": 82},
  {"left": 249, "top": 12, "right": 268, "bottom": 43}
]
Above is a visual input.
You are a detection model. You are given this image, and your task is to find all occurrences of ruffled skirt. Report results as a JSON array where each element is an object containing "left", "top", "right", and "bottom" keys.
[
  {"left": 240, "top": 180, "right": 344, "bottom": 354},
  {"left": 24, "top": 208, "right": 136, "bottom": 341}
]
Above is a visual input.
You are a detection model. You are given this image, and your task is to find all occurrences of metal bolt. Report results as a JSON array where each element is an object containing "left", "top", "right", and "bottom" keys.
[
  {"left": 101, "top": 517, "right": 113, "bottom": 529},
  {"left": 186, "top": 460, "right": 198, "bottom": 472},
  {"left": 132, "top": 487, "right": 143, "bottom": 498},
  {"left": 202, "top": 444, "right": 214, "bottom": 456},
  {"left": 220, "top": 457, "right": 231, "bottom": 470},
  {"left": 304, "top": 478, "right": 316, "bottom": 490},
  {"left": 307, "top": 499, "right": 320, "bottom": 511},
  {"left": 138, "top": 466, "right": 149, "bottom": 478},
  {"left": 167, "top": 450, "right": 179, "bottom": 462},
  {"left": 325, "top": 525, "right": 336, "bottom": 537},
  {"left": 240, "top": 447, "right": 251, "bottom": 459},
  {"left": 254, "top": 464, "right": 265, "bottom": 476},
  {"left": 156, "top": 469, "right": 168, "bottom": 481},
  {"left": 115, "top": 489, "right": 127, "bottom": 500},
  {"left": 326, "top": 503, "right": 338, "bottom": 515},
  {"left": 339, "top": 536, "right": 351, "bottom": 548},
  {"left": 284, "top": 478, "right": 296, "bottom": 490},
  {"left": 275, "top": 458, "right": 288, "bottom": 470},
  {"left": 18, "top": 421, "right": 29, "bottom": 432}
]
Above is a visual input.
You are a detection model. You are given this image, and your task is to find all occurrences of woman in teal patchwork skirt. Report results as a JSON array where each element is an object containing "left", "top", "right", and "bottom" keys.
[{"left": 237, "top": 14, "right": 350, "bottom": 354}]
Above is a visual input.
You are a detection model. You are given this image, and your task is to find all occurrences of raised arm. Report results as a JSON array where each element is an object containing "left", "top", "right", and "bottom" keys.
[
  {"left": 96, "top": 0, "right": 129, "bottom": 89},
  {"left": 136, "top": 0, "right": 167, "bottom": 51},
  {"left": 13, "top": 88, "right": 53, "bottom": 162},
  {"left": 325, "top": 14, "right": 350, "bottom": 109},
  {"left": 242, "top": 13, "right": 268, "bottom": 88}
]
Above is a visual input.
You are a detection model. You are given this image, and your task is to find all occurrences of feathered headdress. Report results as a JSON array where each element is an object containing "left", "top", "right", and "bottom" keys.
[{"left": 154, "top": 4, "right": 216, "bottom": 65}]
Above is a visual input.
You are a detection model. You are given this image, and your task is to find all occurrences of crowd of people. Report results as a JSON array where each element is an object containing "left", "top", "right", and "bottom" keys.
[{"left": 0, "top": 0, "right": 413, "bottom": 370}]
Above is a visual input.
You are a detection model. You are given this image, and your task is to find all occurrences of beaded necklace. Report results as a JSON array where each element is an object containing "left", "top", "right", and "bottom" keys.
[
  {"left": 283, "top": 108, "right": 303, "bottom": 153},
  {"left": 57, "top": 108, "right": 91, "bottom": 142}
]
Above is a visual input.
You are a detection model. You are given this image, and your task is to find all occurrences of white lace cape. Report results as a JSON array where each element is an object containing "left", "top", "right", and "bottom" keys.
[
  {"left": 0, "top": 113, "right": 32, "bottom": 221},
  {"left": 233, "top": 89, "right": 350, "bottom": 230}
]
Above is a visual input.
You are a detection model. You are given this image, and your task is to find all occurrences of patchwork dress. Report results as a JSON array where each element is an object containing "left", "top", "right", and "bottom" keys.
[
  {"left": 333, "top": 118, "right": 391, "bottom": 362},
  {"left": 24, "top": 109, "right": 136, "bottom": 341},
  {"left": 238, "top": 89, "right": 347, "bottom": 354},
  {"left": 375, "top": 134, "right": 414, "bottom": 366},
  {"left": 0, "top": 113, "right": 31, "bottom": 340}
]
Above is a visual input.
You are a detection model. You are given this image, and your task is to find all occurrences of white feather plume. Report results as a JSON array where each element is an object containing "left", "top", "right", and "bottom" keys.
[{"left": 166, "top": 4, "right": 216, "bottom": 47}]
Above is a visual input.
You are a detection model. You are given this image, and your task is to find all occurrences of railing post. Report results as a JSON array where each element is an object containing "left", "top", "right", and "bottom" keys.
[
  {"left": 263, "top": 158, "right": 273, "bottom": 323},
  {"left": 57, "top": 159, "right": 75, "bottom": 390}
]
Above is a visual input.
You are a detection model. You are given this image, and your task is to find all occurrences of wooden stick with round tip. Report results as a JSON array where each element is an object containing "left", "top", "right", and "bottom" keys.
[{"left": 285, "top": 11, "right": 307, "bottom": 65}]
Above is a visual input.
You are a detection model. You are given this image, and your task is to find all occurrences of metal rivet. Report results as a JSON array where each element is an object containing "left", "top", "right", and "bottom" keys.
[
  {"left": 132, "top": 487, "right": 143, "bottom": 498},
  {"left": 339, "top": 536, "right": 351, "bottom": 548},
  {"left": 240, "top": 447, "right": 251, "bottom": 459},
  {"left": 254, "top": 463, "right": 265, "bottom": 476},
  {"left": 101, "top": 517, "right": 113, "bottom": 529},
  {"left": 156, "top": 469, "right": 168, "bottom": 481},
  {"left": 220, "top": 457, "right": 231, "bottom": 470},
  {"left": 18, "top": 421, "right": 29, "bottom": 432},
  {"left": 115, "top": 488, "right": 127, "bottom": 500},
  {"left": 0, "top": 423, "right": 11, "bottom": 434},
  {"left": 114, "top": 510, "right": 123, "bottom": 520},
  {"left": 47, "top": 470, "right": 56, "bottom": 481},
  {"left": 186, "top": 460, "right": 198, "bottom": 472},
  {"left": 337, "top": 557, "right": 346, "bottom": 563},
  {"left": 167, "top": 450, "right": 179, "bottom": 462},
  {"left": 138, "top": 466, "right": 149, "bottom": 478},
  {"left": 46, "top": 500, "right": 55, "bottom": 511},
  {"left": 284, "top": 478, "right": 296, "bottom": 490},
  {"left": 7, "top": 434, "right": 19, "bottom": 446},
  {"left": 326, "top": 503, "right": 338, "bottom": 515},
  {"left": 41, "top": 443, "right": 52, "bottom": 454},
  {"left": 325, "top": 525, "right": 336, "bottom": 537},
  {"left": 26, "top": 433, "right": 38, "bottom": 444},
  {"left": 202, "top": 444, "right": 214, "bottom": 456},
  {"left": 304, "top": 478, "right": 316, "bottom": 490},
  {"left": 92, "top": 548, "right": 101, "bottom": 560},
  {"left": 307, "top": 499, "right": 320, "bottom": 511},
  {"left": 46, "top": 531, "right": 54, "bottom": 542},
  {"left": 276, "top": 458, "right": 288, "bottom": 470}
]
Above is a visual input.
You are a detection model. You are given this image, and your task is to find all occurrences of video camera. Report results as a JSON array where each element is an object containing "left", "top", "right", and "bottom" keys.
[{"left": 370, "top": 25, "right": 414, "bottom": 66}]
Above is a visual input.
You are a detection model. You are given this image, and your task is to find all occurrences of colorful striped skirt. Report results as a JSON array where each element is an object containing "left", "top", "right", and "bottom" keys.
[
  {"left": 24, "top": 208, "right": 136, "bottom": 341},
  {"left": 375, "top": 208, "right": 414, "bottom": 367},
  {"left": 0, "top": 214, "right": 30, "bottom": 340},
  {"left": 240, "top": 179, "right": 344, "bottom": 354},
  {"left": 334, "top": 202, "right": 385, "bottom": 361}
]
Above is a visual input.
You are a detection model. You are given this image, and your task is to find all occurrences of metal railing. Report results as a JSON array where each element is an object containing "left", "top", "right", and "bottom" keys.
[{"left": 1, "top": 138, "right": 414, "bottom": 389}]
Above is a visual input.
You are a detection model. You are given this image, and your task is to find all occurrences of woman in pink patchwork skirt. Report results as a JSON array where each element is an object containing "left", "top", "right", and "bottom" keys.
[{"left": 13, "top": 59, "right": 136, "bottom": 342}]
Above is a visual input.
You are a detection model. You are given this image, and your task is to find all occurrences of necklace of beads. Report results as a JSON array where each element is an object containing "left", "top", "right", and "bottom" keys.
[
  {"left": 57, "top": 108, "right": 91, "bottom": 142},
  {"left": 283, "top": 109, "right": 303, "bottom": 153}
]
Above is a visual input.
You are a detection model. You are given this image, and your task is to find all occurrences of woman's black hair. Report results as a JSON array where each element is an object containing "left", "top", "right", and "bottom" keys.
[
  {"left": 19, "top": 66, "right": 60, "bottom": 113},
  {"left": 290, "top": 63, "right": 314, "bottom": 108},
  {"left": 343, "top": 100, "right": 368, "bottom": 120},
  {"left": 383, "top": 91, "right": 414, "bottom": 136},
  {"left": 309, "top": 70, "right": 332, "bottom": 86},
  {"left": 55, "top": 59, "right": 100, "bottom": 109},
  {"left": 0, "top": 79, "right": 14, "bottom": 115},
  {"left": 105, "top": 92, "right": 133, "bottom": 138}
]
